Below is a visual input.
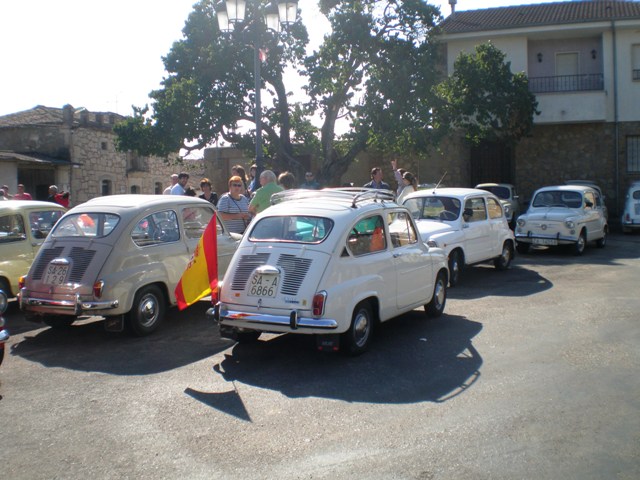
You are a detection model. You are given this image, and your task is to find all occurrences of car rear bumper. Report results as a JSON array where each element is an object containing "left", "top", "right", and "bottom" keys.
[
  {"left": 209, "top": 304, "right": 338, "bottom": 332},
  {"left": 19, "top": 292, "right": 119, "bottom": 316}
]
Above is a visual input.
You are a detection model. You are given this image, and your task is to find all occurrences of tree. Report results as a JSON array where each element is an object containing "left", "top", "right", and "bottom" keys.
[
  {"left": 432, "top": 42, "right": 539, "bottom": 146},
  {"left": 115, "top": 0, "right": 442, "bottom": 186}
]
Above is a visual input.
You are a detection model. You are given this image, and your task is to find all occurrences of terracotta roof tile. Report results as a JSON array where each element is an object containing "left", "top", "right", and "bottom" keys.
[{"left": 441, "top": 0, "right": 640, "bottom": 34}]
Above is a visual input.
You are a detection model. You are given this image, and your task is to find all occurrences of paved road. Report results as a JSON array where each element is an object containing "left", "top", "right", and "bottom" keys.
[{"left": 1, "top": 233, "right": 639, "bottom": 480}]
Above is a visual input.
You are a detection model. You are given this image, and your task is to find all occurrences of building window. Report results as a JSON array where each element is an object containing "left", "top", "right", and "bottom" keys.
[
  {"left": 155, "top": 182, "right": 163, "bottom": 194},
  {"left": 101, "top": 179, "right": 112, "bottom": 196},
  {"left": 628, "top": 136, "right": 640, "bottom": 173},
  {"left": 101, "top": 141, "right": 108, "bottom": 150},
  {"left": 632, "top": 45, "right": 640, "bottom": 81}
]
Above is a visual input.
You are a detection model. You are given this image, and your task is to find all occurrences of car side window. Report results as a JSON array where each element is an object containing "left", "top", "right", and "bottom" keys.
[
  {"left": 182, "top": 206, "right": 214, "bottom": 239},
  {"left": 29, "top": 210, "right": 64, "bottom": 238},
  {"left": 464, "top": 198, "right": 487, "bottom": 223},
  {"left": 584, "top": 192, "right": 596, "bottom": 209},
  {"left": 487, "top": 197, "right": 503, "bottom": 219},
  {"left": 347, "top": 215, "right": 386, "bottom": 256},
  {"left": 0, "top": 213, "right": 26, "bottom": 243},
  {"left": 387, "top": 211, "right": 418, "bottom": 248},
  {"left": 132, "top": 210, "right": 180, "bottom": 247}
]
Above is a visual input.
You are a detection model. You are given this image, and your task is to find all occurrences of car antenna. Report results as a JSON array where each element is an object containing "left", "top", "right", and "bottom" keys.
[{"left": 433, "top": 171, "right": 447, "bottom": 192}]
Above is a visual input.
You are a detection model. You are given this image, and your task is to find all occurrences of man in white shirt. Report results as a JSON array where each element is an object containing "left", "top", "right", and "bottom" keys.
[
  {"left": 163, "top": 174, "right": 179, "bottom": 194},
  {"left": 170, "top": 172, "right": 189, "bottom": 195}
]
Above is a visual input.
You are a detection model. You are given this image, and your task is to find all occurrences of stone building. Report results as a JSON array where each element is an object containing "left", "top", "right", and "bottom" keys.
[{"left": 0, "top": 104, "right": 202, "bottom": 206}]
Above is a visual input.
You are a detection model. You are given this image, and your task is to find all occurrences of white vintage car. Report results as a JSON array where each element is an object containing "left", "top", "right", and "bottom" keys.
[
  {"left": 621, "top": 181, "right": 640, "bottom": 233},
  {"left": 209, "top": 188, "right": 449, "bottom": 355},
  {"left": 402, "top": 187, "right": 516, "bottom": 287},
  {"left": 515, "top": 185, "right": 608, "bottom": 255},
  {"left": 19, "top": 195, "right": 240, "bottom": 335},
  {"left": 474, "top": 183, "right": 521, "bottom": 227}
]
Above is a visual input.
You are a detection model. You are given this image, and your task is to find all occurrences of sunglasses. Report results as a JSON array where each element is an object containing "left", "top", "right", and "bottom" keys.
[{"left": 231, "top": 183, "right": 243, "bottom": 187}]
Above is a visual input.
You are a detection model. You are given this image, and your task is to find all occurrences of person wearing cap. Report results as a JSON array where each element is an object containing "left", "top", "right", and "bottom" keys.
[{"left": 13, "top": 184, "right": 33, "bottom": 200}]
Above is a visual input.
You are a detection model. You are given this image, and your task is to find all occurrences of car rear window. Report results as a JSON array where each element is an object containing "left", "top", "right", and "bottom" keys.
[
  {"left": 51, "top": 213, "right": 120, "bottom": 238},
  {"left": 248, "top": 216, "right": 333, "bottom": 243}
]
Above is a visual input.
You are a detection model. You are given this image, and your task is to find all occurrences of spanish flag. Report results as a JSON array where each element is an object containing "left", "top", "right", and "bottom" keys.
[{"left": 175, "top": 213, "right": 218, "bottom": 310}]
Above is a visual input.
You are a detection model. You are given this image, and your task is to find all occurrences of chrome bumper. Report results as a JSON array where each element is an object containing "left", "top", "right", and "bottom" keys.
[
  {"left": 0, "top": 328, "right": 9, "bottom": 343},
  {"left": 20, "top": 293, "right": 119, "bottom": 316},
  {"left": 515, "top": 232, "right": 576, "bottom": 245},
  {"left": 213, "top": 304, "right": 338, "bottom": 331}
]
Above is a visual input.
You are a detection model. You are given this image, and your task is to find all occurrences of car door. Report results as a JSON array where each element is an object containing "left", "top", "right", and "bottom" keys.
[
  {"left": 462, "top": 196, "right": 491, "bottom": 263},
  {"left": 583, "top": 191, "right": 605, "bottom": 239},
  {"left": 486, "top": 196, "right": 507, "bottom": 257},
  {"left": 388, "top": 210, "right": 433, "bottom": 310}
]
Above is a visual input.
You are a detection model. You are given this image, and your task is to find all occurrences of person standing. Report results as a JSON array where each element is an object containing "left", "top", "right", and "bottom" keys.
[
  {"left": 300, "top": 171, "right": 320, "bottom": 189},
  {"left": 231, "top": 165, "right": 249, "bottom": 193},
  {"left": 163, "top": 174, "right": 179, "bottom": 194},
  {"left": 0, "top": 187, "right": 7, "bottom": 200},
  {"left": 13, "top": 184, "right": 33, "bottom": 200},
  {"left": 198, "top": 178, "right": 218, "bottom": 205},
  {"left": 396, "top": 171, "right": 418, "bottom": 204},
  {"left": 170, "top": 172, "right": 189, "bottom": 195},
  {"left": 249, "top": 170, "right": 283, "bottom": 216},
  {"left": 363, "top": 167, "right": 390, "bottom": 190},
  {"left": 277, "top": 171, "right": 296, "bottom": 190},
  {"left": 390, "top": 159, "right": 407, "bottom": 196},
  {"left": 217, "top": 176, "right": 251, "bottom": 234},
  {"left": 1, "top": 185, "right": 13, "bottom": 199},
  {"left": 247, "top": 164, "right": 259, "bottom": 196}
]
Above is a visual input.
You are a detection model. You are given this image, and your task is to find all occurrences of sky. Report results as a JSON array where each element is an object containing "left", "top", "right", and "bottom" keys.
[{"left": 0, "top": 0, "right": 565, "bottom": 118}]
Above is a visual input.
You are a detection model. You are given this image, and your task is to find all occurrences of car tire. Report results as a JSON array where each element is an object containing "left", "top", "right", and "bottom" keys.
[
  {"left": 516, "top": 242, "right": 530, "bottom": 254},
  {"left": 342, "top": 302, "right": 374, "bottom": 356},
  {"left": 448, "top": 250, "right": 463, "bottom": 287},
  {"left": 0, "top": 278, "right": 11, "bottom": 298},
  {"left": 236, "top": 331, "right": 261, "bottom": 344},
  {"left": 0, "top": 344, "right": 4, "bottom": 366},
  {"left": 573, "top": 231, "right": 587, "bottom": 256},
  {"left": 126, "top": 285, "right": 165, "bottom": 336},
  {"left": 425, "top": 270, "right": 447, "bottom": 318},
  {"left": 43, "top": 315, "right": 76, "bottom": 329},
  {"left": 494, "top": 241, "right": 514, "bottom": 270},
  {"left": 596, "top": 229, "right": 607, "bottom": 248}
]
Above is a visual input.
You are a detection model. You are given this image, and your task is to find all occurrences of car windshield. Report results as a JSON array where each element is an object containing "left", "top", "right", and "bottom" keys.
[
  {"left": 403, "top": 196, "right": 461, "bottom": 221},
  {"left": 248, "top": 216, "right": 333, "bottom": 243},
  {"left": 532, "top": 191, "right": 583, "bottom": 209},
  {"left": 51, "top": 213, "right": 120, "bottom": 238},
  {"left": 479, "top": 186, "right": 509, "bottom": 200}
]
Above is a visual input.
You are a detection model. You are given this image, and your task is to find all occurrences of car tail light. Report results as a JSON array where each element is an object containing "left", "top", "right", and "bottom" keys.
[
  {"left": 312, "top": 291, "right": 327, "bottom": 317},
  {"left": 93, "top": 280, "right": 104, "bottom": 298},
  {"left": 18, "top": 275, "right": 26, "bottom": 290}
]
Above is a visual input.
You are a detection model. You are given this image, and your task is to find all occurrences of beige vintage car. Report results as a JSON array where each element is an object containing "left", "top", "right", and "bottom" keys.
[
  {"left": 19, "top": 195, "right": 240, "bottom": 336},
  {"left": 0, "top": 200, "right": 66, "bottom": 298}
]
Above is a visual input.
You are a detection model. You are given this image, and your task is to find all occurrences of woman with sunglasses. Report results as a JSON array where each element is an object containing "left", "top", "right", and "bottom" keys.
[{"left": 217, "top": 176, "right": 251, "bottom": 234}]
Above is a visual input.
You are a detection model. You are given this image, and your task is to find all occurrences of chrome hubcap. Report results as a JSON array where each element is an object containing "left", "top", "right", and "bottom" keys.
[
  {"left": 139, "top": 295, "right": 158, "bottom": 327},
  {"left": 353, "top": 311, "right": 370, "bottom": 348}
]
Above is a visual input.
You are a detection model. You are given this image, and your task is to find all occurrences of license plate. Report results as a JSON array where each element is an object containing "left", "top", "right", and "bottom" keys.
[
  {"left": 532, "top": 238, "right": 557, "bottom": 246},
  {"left": 248, "top": 274, "right": 279, "bottom": 298},
  {"left": 44, "top": 264, "right": 69, "bottom": 285}
]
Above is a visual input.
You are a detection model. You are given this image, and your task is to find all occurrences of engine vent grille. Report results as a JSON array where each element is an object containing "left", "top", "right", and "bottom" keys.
[
  {"left": 230, "top": 253, "right": 271, "bottom": 291},
  {"left": 276, "top": 254, "right": 312, "bottom": 296},
  {"left": 31, "top": 247, "right": 65, "bottom": 280},
  {"left": 68, "top": 247, "right": 97, "bottom": 282}
]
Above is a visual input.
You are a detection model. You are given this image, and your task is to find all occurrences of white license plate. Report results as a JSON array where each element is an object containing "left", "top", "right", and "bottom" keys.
[
  {"left": 248, "top": 274, "right": 279, "bottom": 298},
  {"left": 44, "top": 264, "right": 69, "bottom": 285},
  {"left": 532, "top": 238, "right": 557, "bottom": 246}
]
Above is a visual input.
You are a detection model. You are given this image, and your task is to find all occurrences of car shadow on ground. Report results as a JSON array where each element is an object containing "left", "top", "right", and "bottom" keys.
[
  {"left": 202, "top": 313, "right": 482, "bottom": 413},
  {"left": 9, "top": 301, "right": 234, "bottom": 375}
]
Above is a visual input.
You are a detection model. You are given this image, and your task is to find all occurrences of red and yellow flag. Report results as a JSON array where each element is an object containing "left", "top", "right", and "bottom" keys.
[{"left": 175, "top": 213, "right": 219, "bottom": 310}]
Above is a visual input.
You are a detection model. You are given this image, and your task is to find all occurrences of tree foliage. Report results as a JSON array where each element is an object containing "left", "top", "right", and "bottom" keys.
[{"left": 432, "top": 42, "right": 539, "bottom": 146}]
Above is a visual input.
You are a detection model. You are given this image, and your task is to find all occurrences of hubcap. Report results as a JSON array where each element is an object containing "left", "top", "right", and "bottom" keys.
[
  {"left": 353, "top": 311, "right": 370, "bottom": 348},
  {"left": 139, "top": 295, "right": 158, "bottom": 327},
  {"left": 434, "top": 279, "right": 445, "bottom": 308}
]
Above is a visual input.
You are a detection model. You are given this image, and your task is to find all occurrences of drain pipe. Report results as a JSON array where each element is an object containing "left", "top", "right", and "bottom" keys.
[{"left": 610, "top": 7, "right": 620, "bottom": 219}]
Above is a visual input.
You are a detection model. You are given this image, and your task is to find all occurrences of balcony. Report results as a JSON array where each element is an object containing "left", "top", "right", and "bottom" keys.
[{"left": 529, "top": 74, "right": 604, "bottom": 93}]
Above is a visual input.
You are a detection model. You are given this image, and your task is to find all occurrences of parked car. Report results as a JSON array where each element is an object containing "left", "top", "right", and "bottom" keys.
[
  {"left": 0, "top": 288, "right": 9, "bottom": 366},
  {"left": 515, "top": 185, "right": 608, "bottom": 255},
  {"left": 474, "top": 183, "right": 521, "bottom": 227},
  {"left": 402, "top": 187, "right": 516, "bottom": 287},
  {"left": 621, "top": 181, "right": 640, "bottom": 233},
  {"left": 19, "top": 195, "right": 240, "bottom": 336},
  {"left": 209, "top": 188, "right": 449, "bottom": 355},
  {"left": 0, "top": 200, "right": 66, "bottom": 298},
  {"left": 564, "top": 180, "right": 608, "bottom": 219}
]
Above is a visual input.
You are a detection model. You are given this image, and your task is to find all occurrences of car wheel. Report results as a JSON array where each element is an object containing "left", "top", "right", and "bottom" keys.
[
  {"left": 573, "top": 231, "right": 587, "bottom": 256},
  {"left": 596, "top": 229, "right": 607, "bottom": 248},
  {"left": 516, "top": 242, "right": 530, "bottom": 254},
  {"left": 342, "top": 302, "right": 374, "bottom": 356},
  {"left": 236, "top": 331, "right": 261, "bottom": 344},
  {"left": 425, "top": 270, "right": 447, "bottom": 318},
  {"left": 43, "top": 315, "right": 76, "bottom": 329},
  {"left": 494, "top": 241, "right": 514, "bottom": 270},
  {"left": 0, "top": 278, "right": 11, "bottom": 298},
  {"left": 126, "top": 285, "right": 165, "bottom": 336},
  {"left": 448, "top": 250, "right": 463, "bottom": 287},
  {"left": 0, "top": 344, "right": 4, "bottom": 366}
]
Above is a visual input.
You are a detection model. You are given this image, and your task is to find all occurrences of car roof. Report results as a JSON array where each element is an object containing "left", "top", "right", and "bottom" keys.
[
  {"left": 534, "top": 185, "right": 594, "bottom": 194},
  {"left": 69, "top": 194, "right": 211, "bottom": 213},
  {"left": 475, "top": 183, "right": 514, "bottom": 188},
  {"left": 404, "top": 187, "right": 497, "bottom": 200},
  {"left": 0, "top": 200, "right": 67, "bottom": 212}
]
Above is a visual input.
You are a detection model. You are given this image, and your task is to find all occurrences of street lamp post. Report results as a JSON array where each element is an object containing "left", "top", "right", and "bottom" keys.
[{"left": 215, "top": 0, "right": 298, "bottom": 175}]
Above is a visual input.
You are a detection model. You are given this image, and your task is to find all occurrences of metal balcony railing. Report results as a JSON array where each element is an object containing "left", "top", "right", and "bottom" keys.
[{"left": 528, "top": 74, "right": 604, "bottom": 93}]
